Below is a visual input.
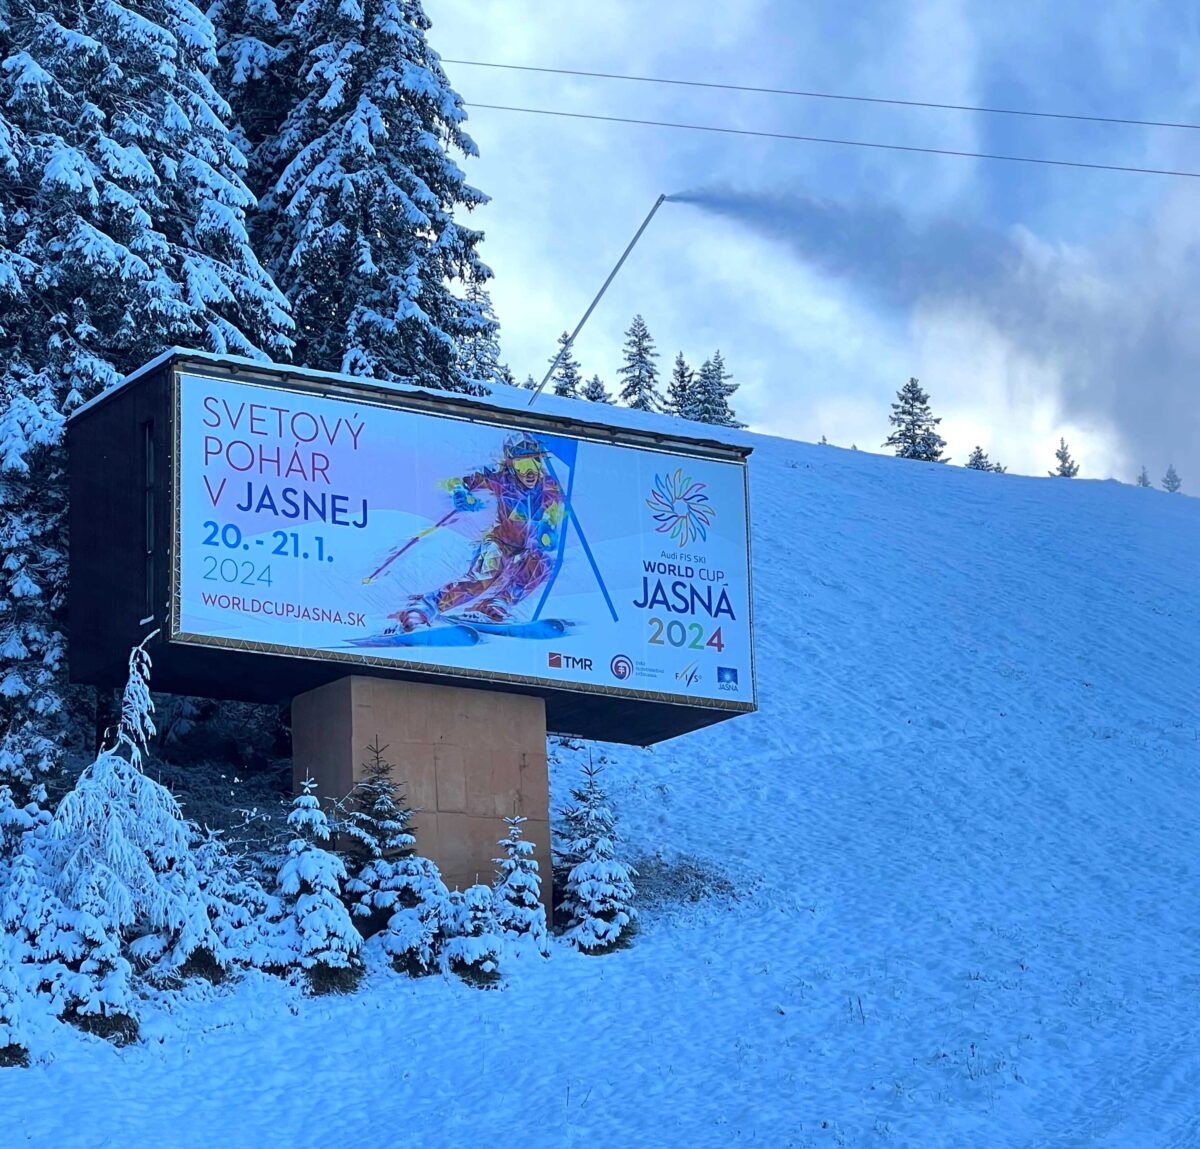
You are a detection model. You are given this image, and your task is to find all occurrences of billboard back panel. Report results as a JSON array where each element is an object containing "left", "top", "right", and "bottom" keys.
[{"left": 174, "top": 371, "right": 754, "bottom": 710}]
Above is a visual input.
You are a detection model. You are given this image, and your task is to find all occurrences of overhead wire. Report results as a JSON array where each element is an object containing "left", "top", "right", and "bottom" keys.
[
  {"left": 445, "top": 59, "right": 1200, "bottom": 132},
  {"left": 463, "top": 103, "right": 1200, "bottom": 179}
]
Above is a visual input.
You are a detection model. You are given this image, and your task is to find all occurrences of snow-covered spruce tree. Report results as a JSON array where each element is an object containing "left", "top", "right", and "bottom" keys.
[
  {"left": 31, "top": 640, "right": 225, "bottom": 1039},
  {"left": 337, "top": 738, "right": 417, "bottom": 936},
  {"left": 581, "top": 373, "right": 612, "bottom": 403},
  {"left": 667, "top": 352, "right": 695, "bottom": 419},
  {"left": 691, "top": 351, "right": 741, "bottom": 427},
  {"left": 557, "top": 763, "right": 636, "bottom": 954},
  {"left": 522, "top": 374, "right": 538, "bottom": 390},
  {"left": 965, "top": 445, "right": 1005, "bottom": 473},
  {"left": 208, "top": 0, "right": 292, "bottom": 159},
  {"left": 884, "top": 378, "right": 947, "bottom": 462},
  {"left": 494, "top": 362, "right": 516, "bottom": 387},
  {"left": 0, "top": 935, "right": 31, "bottom": 1067},
  {"left": 1, "top": 850, "right": 81, "bottom": 1038},
  {"left": 269, "top": 779, "right": 362, "bottom": 992},
  {"left": 1163, "top": 464, "right": 1182, "bottom": 493},
  {"left": 549, "top": 332, "right": 583, "bottom": 399},
  {"left": 442, "top": 884, "right": 503, "bottom": 987},
  {"left": 378, "top": 853, "right": 450, "bottom": 977},
  {"left": 492, "top": 816, "right": 548, "bottom": 957},
  {"left": 1050, "top": 437, "right": 1079, "bottom": 478},
  {"left": 192, "top": 828, "right": 272, "bottom": 976},
  {"left": 0, "top": 2, "right": 293, "bottom": 820},
  {"left": 616, "top": 314, "right": 663, "bottom": 412},
  {"left": 1136, "top": 466, "right": 1153, "bottom": 488},
  {"left": 254, "top": 0, "right": 493, "bottom": 389},
  {"left": 456, "top": 280, "right": 501, "bottom": 391}
]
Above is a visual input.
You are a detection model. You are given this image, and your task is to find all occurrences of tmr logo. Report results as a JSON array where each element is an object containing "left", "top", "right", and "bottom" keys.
[
  {"left": 717, "top": 666, "right": 739, "bottom": 692},
  {"left": 549, "top": 651, "right": 593, "bottom": 672}
]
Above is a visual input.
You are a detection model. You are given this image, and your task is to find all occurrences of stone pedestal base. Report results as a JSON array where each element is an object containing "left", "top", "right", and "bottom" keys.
[{"left": 291, "top": 677, "right": 551, "bottom": 908}]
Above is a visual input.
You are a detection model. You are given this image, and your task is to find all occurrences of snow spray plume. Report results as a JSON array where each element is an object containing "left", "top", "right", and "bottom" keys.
[{"left": 670, "top": 186, "right": 1199, "bottom": 473}]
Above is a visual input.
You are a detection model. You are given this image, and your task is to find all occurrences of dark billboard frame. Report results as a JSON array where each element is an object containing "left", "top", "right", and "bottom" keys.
[{"left": 69, "top": 350, "right": 756, "bottom": 745}]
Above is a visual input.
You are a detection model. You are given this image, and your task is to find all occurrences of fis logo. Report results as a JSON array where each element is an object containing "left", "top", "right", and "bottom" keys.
[
  {"left": 675, "top": 662, "right": 701, "bottom": 688},
  {"left": 717, "top": 666, "right": 739, "bottom": 692},
  {"left": 549, "top": 652, "right": 593, "bottom": 672}
]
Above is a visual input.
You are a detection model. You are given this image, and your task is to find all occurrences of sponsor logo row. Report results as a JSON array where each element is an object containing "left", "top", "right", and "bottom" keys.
[{"left": 546, "top": 650, "right": 739, "bottom": 692}]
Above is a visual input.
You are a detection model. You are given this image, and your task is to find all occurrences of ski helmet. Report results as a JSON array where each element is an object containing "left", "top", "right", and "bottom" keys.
[{"left": 503, "top": 432, "right": 546, "bottom": 463}]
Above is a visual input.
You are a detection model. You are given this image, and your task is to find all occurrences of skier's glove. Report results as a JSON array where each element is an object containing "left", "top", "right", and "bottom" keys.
[{"left": 451, "top": 483, "right": 483, "bottom": 512}]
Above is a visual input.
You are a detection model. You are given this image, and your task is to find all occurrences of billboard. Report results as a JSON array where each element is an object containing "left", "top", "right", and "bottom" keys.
[{"left": 173, "top": 371, "right": 754, "bottom": 710}]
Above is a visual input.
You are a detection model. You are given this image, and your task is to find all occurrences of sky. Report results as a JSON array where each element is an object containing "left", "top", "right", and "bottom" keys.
[{"left": 427, "top": 0, "right": 1200, "bottom": 483}]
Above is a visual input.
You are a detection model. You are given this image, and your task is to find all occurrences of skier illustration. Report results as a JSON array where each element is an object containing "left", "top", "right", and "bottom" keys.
[{"left": 387, "top": 432, "right": 565, "bottom": 632}]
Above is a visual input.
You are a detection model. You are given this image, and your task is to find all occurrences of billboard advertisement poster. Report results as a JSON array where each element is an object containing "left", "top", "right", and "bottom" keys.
[{"left": 175, "top": 372, "right": 754, "bottom": 708}]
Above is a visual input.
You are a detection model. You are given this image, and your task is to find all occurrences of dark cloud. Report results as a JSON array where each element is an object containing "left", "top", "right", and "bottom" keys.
[{"left": 672, "top": 187, "right": 1199, "bottom": 476}]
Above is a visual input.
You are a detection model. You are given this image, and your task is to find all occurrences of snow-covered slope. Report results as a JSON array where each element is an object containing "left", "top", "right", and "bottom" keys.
[{"left": 8, "top": 435, "right": 1199, "bottom": 1148}]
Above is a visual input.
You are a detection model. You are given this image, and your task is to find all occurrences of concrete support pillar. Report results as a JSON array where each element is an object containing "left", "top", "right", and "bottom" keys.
[{"left": 291, "top": 677, "right": 551, "bottom": 908}]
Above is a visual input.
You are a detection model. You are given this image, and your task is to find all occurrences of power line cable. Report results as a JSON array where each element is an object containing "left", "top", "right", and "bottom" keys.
[
  {"left": 464, "top": 103, "right": 1200, "bottom": 178},
  {"left": 446, "top": 59, "right": 1200, "bottom": 132}
]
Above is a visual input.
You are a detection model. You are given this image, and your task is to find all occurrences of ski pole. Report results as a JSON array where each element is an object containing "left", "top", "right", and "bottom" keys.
[{"left": 362, "top": 509, "right": 459, "bottom": 584}]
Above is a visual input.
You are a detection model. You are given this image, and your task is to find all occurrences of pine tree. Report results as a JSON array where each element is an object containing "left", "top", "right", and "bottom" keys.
[
  {"left": 0, "top": 936, "right": 30, "bottom": 1067},
  {"left": 378, "top": 854, "right": 450, "bottom": 977},
  {"left": 208, "top": 0, "right": 292, "bottom": 158},
  {"left": 192, "top": 828, "right": 270, "bottom": 971},
  {"left": 337, "top": 739, "right": 417, "bottom": 935},
  {"left": 667, "top": 352, "right": 695, "bottom": 418},
  {"left": 494, "top": 363, "right": 517, "bottom": 388},
  {"left": 31, "top": 640, "right": 226, "bottom": 1038},
  {"left": 616, "top": 315, "right": 662, "bottom": 412},
  {"left": 270, "top": 779, "right": 362, "bottom": 991},
  {"left": 457, "top": 281, "right": 502, "bottom": 390},
  {"left": 492, "top": 817, "right": 549, "bottom": 957},
  {"left": 965, "top": 446, "right": 1005, "bottom": 473},
  {"left": 691, "top": 351, "right": 742, "bottom": 427},
  {"left": 884, "top": 378, "right": 947, "bottom": 462},
  {"left": 0, "top": 2, "right": 293, "bottom": 819},
  {"left": 1163, "top": 464, "right": 1182, "bottom": 493},
  {"left": 557, "top": 763, "right": 636, "bottom": 953},
  {"left": 581, "top": 373, "right": 612, "bottom": 403},
  {"left": 1050, "top": 438, "right": 1079, "bottom": 478},
  {"left": 1, "top": 850, "right": 81, "bottom": 1036},
  {"left": 1136, "top": 466, "right": 1152, "bottom": 488},
  {"left": 819, "top": 434, "right": 829, "bottom": 446},
  {"left": 253, "top": 0, "right": 492, "bottom": 389},
  {"left": 522, "top": 374, "right": 538, "bottom": 391},
  {"left": 549, "top": 332, "right": 583, "bottom": 399},
  {"left": 442, "top": 884, "right": 503, "bottom": 987}
]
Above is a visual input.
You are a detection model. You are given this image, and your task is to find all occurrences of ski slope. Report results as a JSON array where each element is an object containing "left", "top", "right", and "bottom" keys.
[{"left": 7, "top": 433, "right": 1199, "bottom": 1148}]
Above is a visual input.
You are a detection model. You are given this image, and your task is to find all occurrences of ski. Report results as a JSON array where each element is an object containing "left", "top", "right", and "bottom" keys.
[
  {"left": 446, "top": 616, "right": 570, "bottom": 639},
  {"left": 347, "top": 623, "right": 481, "bottom": 649}
]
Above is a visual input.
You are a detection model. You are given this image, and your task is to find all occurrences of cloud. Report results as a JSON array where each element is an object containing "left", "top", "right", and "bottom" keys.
[{"left": 670, "top": 186, "right": 1200, "bottom": 476}]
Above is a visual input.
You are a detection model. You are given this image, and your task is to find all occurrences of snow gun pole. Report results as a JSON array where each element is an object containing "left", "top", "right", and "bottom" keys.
[
  {"left": 362, "top": 509, "right": 458, "bottom": 584},
  {"left": 528, "top": 193, "right": 668, "bottom": 405}
]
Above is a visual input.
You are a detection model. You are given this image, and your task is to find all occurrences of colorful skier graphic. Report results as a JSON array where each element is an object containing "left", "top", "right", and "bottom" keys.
[
  {"left": 388, "top": 432, "right": 566, "bottom": 631},
  {"left": 645, "top": 468, "right": 716, "bottom": 548}
]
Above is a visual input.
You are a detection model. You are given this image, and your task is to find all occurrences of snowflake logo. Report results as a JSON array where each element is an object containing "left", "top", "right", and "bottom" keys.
[{"left": 645, "top": 468, "right": 715, "bottom": 548}]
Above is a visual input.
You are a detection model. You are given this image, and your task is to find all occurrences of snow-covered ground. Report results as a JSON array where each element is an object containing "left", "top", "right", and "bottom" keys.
[{"left": 6, "top": 433, "right": 1198, "bottom": 1148}]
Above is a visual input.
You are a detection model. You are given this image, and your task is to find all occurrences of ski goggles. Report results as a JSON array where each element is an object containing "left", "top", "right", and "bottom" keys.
[{"left": 512, "top": 457, "right": 543, "bottom": 476}]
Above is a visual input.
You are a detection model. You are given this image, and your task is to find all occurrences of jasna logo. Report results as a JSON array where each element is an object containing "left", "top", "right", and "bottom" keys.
[
  {"left": 645, "top": 468, "right": 715, "bottom": 548},
  {"left": 717, "top": 666, "right": 738, "bottom": 686}
]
